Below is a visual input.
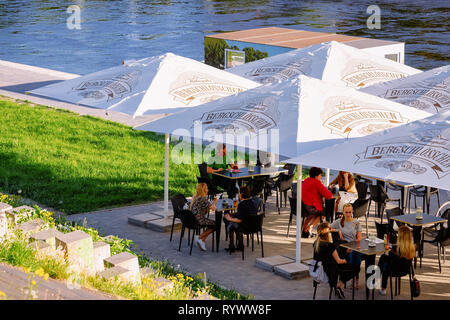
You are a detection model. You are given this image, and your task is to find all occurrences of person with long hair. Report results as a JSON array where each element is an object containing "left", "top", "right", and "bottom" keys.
[
  {"left": 330, "top": 203, "right": 363, "bottom": 288},
  {"left": 328, "top": 171, "right": 357, "bottom": 194},
  {"left": 314, "top": 222, "right": 359, "bottom": 299},
  {"left": 190, "top": 183, "right": 217, "bottom": 251},
  {"left": 301, "top": 167, "right": 333, "bottom": 237},
  {"left": 223, "top": 186, "right": 257, "bottom": 253},
  {"left": 377, "top": 226, "right": 416, "bottom": 295}
]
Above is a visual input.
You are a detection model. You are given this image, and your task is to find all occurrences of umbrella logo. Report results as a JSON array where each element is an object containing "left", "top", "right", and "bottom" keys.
[
  {"left": 382, "top": 80, "right": 449, "bottom": 113},
  {"left": 169, "top": 74, "right": 246, "bottom": 106},
  {"left": 355, "top": 127, "right": 450, "bottom": 179},
  {"left": 341, "top": 62, "right": 408, "bottom": 88},
  {"left": 245, "top": 58, "right": 312, "bottom": 84},
  {"left": 73, "top": 70, "right": 141, "bottom": 102},
  {"left": 322, "top": 98, "right": 407, "bottom": 138}
]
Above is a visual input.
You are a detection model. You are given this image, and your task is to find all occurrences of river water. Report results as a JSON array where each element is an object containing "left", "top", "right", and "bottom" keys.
[{"left": 0, "top": 0, "right": 448, "bottom": 75}]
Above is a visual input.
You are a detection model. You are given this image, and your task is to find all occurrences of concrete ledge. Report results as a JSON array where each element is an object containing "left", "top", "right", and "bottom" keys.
[
  {"left": 99, "top": 266, "right": 135, "bottom": 283},
  {"left": 17, "top": 219, "right": 46, "bottom": 236},
  {"left": 274, "top": 262, "right": 310, "bottom": 280},
  {"left": 128, "top": 213, "right": 163, "bottom": 227},
  {"left": 144, "top": 218, "right": 180, "bottom": 233},
  {"left": 255, "top": 255, "right": 295, "bottom": 272},
  {"left": 30, "top": 228, "right": 64, "bottom": 249},
  {"left": 0, "top": 202, "right": 13, "bottom": 214}
]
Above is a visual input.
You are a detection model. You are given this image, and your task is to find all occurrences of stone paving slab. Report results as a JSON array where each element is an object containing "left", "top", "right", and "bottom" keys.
[
  {"left": 145, "top": 217, "right": 177, "bottom": 233},
  {"left": 255, "top": 255, "right": 295, "bottom": 272},
  {"left": 274, "top": 262, "right": 310, "bottom": 280},
  {"left": 128, "top": 213, "right": 163, "bottom": 227}
]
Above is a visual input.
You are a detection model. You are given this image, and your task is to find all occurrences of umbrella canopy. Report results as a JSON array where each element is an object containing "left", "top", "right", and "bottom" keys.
[
  {"left": 28, "top": 53, "right": 260, "bottom": 116},
  {"left": 228, "top": 41, "right": 421, "bottom": 88},
  {"left": 285, "top": 111, "right": 450, "bottom": 191},
  {"left": 361, "top": 64, "right": 450, "bottom": 114},
  {"left": 136, "top": 75, "right": 432, "bottom": 158}
]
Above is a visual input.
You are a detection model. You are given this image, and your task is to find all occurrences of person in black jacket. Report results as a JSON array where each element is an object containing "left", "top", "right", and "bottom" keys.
[
  {"left": 224, "top": 186, "right": 257, "bottom": 252},
  {"left": 314, "top": 222, "right": 359, "bottom": 299}
]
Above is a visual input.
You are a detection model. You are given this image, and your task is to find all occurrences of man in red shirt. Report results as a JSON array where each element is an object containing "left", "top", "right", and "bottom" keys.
[{"left": 301, "top": 167, "right": 333, "bottom": 237}]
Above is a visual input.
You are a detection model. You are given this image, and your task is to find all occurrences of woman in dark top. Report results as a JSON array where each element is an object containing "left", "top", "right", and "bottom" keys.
[
  {"left": 224, "top": 186, "right": 257, "bottom": 252},
  {"left": 313, "top": 222, "right": 359, "bottom": 299},
  {"left": 377, "top": 226, "right": 415, "bottom": 295}
]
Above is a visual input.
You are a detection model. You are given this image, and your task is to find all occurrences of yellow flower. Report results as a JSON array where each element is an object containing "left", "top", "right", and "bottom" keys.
[
  {"left": 0, "top": 291, "right": 6, "bottom": 297},
  {"left": 23, "top": 267, "right": 32, "bottom": 273},
  {"left": 31, "top": 280, "right": 36, "bottom": 286},
  {"left": 35, "top": 268, "right": 45, "bottom": 277}
]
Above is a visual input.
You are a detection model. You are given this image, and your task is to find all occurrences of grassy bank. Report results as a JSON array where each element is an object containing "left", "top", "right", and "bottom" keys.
[
  {"left": 0, "top": 193, "right": 249, "bottom": 300},
  {"left": 0, "top": 98, "right": 198, "bottom": 214}
]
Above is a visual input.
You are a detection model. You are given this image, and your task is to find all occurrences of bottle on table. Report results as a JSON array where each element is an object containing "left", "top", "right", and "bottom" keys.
[{"left": 416, "top": 206, "right": 423, "bottom": 220}]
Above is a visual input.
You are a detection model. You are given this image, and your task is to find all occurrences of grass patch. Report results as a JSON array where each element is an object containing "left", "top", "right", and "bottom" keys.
[{"left": 0, "top": 98, "right": 199, "bottom": 214}]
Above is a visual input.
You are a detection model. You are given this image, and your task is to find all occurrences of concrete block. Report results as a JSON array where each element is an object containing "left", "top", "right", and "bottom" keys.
[
  {"left": 28, "top": 240, "right": 53, "bottom": 256},
  {"left": 93, "top": 241, "right": 111, "bottom": 272},
  {"left": 255, "top": 255, "right": 295, "bottom": 272},
  {"left": 0, "top": 215, "right": 8, "bottom": 240},
  {"left": 55, "top": 230, "right": 95, "bottom": 274},
  {"left": 30, "top": 228, "right": 64, "bottom": 249},
  {"left": 17, "top": 219, "right": 46, "bottom": 236},
  {"left": 0, "top": 202, "right": 13, "bottom": 214},
  {"left": 6, "top": 205, "right": 35, "bottom": 225},
  {"left": 144, "top": 217, "right": 179, "bottom": 233},
  {"left": 98, "top": 266, "right": 136, "bottom": 283},
  {"left": 274, "top": 262, "right": 310, "bottom": 280},
  {"left": 128, "top": 213, "right": 163, "bottom": 227},
  {"left": 104, "top": 252, "right": 140, "bottom": 284}
]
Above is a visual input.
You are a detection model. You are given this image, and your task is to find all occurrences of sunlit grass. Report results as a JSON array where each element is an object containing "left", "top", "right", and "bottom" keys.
[{"left": 0, "top": 99, "right": 198, "bottom": 214}]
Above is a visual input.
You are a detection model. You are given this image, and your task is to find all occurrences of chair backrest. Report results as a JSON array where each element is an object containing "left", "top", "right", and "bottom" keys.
[
  {"left": 390, "top": 256, "right": 413, "bottom": 278},
  {"left": 436, "top": 208, "right": 450, "bottom": 242},
  {"left": 355, "top": 181, "right": 368, "bottom": 200},
  {"left": 289, "top": 196, "right": 297, "bottom": 216},
  {"left": 286, "top": 163, "right": 296, "bottom": 175},
  {"left": 352, "top": 198, "right": 369, "bottom": 219},
  {"left": 375, "top": 221, "right": 388, "bottom": 239},
  {"left": 170, "top": 194, "right": 188, "bottom": 217},
  {"left": 386, "top": 207, "right": 403, "bottom": 229},
  {"left": 369, "top": 184, "right": 387, "bottom": 203},
  {"left": 241, "top": 214, "right": 263, "bottom": 234},
  {"left": 249, "top": 179, "right": 265, "bottom": 196},
  {"left": 179, "top": 210, "right": 199, "bottom": 229},
  {"left": 323, "top": 198, "right": 336, "bottom": 221},
  {"left": 252, "top": 197, "right": 263, "bottom": 213},
  {"left": 279, "top": 173, "right": 295, "bottom": 192},
  {"left": 198, "top": 163, "right": 209, "bottom": 179}
]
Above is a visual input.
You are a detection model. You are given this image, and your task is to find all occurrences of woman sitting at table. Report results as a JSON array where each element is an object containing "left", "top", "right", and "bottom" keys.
[
  {"left": 377, "top": 226, "right": 415, "bottom": 295},
  {"left": 206, "top": 143, "right": 239, "bottom": 198},
  {"left": 328, "top": 171, "right": 357, "bottom": 194},
  {"left": 329, "top": 203, "right": 363, "bottom": 289},
  {"left": 314, "top": 222, "right": 359, "bottom": 299},
  {"left": 301, "top": 167, "right": 333, "bottom": 238},
  {"left": 223, "top": 186, "right": 257, "bottom": 253},
  {"left": 190, "top": 183, "right": 217, "bottom": 251}
]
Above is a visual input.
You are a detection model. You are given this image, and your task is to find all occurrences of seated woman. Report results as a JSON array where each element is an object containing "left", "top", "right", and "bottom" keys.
[
  {"left": 329, "top": 203, "right": 363, "bottom": 289},
  {"left": 377, "top": 226, "right": 416, "bottom": 295},
  {"left": 206, "top": 143, "right": 239, "bottom": 198},
  {"left": 302, "top": 167, "right": 333, "bottom": 237},
  {"left": 328, "top": 171, "right": 357, "bottom": 213},
  {"left": 223, "top": 186, "right": 257, "bottom": 253},
  {"left": 190, "top": 183, "right": 217, "bottom": 251},
  {"left": 314, "top": 222, "right": 359, "bottom": 299}
]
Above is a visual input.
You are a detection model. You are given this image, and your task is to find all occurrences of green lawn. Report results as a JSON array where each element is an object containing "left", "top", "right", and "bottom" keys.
[{"left": 0, "top": 98, "right": 198, "bottom": 214}]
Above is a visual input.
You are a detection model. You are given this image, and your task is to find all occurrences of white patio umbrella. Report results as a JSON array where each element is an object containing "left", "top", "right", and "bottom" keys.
[
  {"left": 135, "top": 75, "right": 432, "bottom": 262},
  {"left": 228, "top": 41, "right": 421, "bottom": 89},
  {"left": 361, "top": 64, "right": 450, "bottom": 114},
  {"left": 285, "top": 111, "right": 450, "bottom": 191},
  {"left": 28, "top": 53, "right": 260, "bottom": 219}
]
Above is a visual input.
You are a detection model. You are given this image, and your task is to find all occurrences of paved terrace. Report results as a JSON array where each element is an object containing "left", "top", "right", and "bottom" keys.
[{"left": 66, "top": 189, "right": 450, "bottom": 300}]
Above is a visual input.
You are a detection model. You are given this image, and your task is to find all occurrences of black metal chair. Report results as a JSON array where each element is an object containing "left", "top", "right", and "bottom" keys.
[
  {"left": 375, "top": 207, "right": 402, "bottom": 244},
  {"left": 170, "top": 194, "right": 188, "bottom": 242},
  {"left": 239, "top": 214, "right": 264, "bottom": 260},
  {"left": 355, "top": 181, "right": 369, "bottom": 200},
  {"left": 274, "top": 164, "right": 296, "bottom": 214},
  {"left": 352, "top": 198, "right": 370, "bottom": 235},
  {"left": 368, "top": 184, "right": 401, "bottom": 224},
  {"left": 287, "top": 196, "right": 300, "bottom": 237},
  {"left": 408, "top": 186, "right": 441, "bottom": 214},
  {"left": 388, "top": 258, "right": 415, "bottom": 300},
  {"left": 423, "top": 207, "right": 450, "bottom": 273},
  {"left": 247, "top": 178, "right": 267, "bottom": 214},
  {"left": 178, "top": 209, "right": 215, "bottom": 255},
  {"left": 324, "top": 197, "right": 336, "bottom": 223}
]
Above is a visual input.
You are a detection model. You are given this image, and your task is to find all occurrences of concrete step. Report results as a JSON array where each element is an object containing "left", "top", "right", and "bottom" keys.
[
  {"left": 98, "top": 266, "right": 136, "bottom": 283},
  {"left": 30, "top": 228, "right": 64, "bottom": 249},
  {"left": 104, "top": 252, "right": 140, "bottom": 284},
  {"left": 28, "top": 240, "right": 53, "bottom": 256},
  {"left": 17, "top": 218, "right": 47, "bottom": 236},
  {"left": 55, "top": 230, "right": 95, "bottom": 274},
  {"left": 93, "top": 241, "right": 111, "bottom": 272},
  {"left": 273, "top": 262, "right": 310, "bottom": 280},
  {"left": 0, "top": 202, "right": 13, "bottom": 214},
  {"left": 6, "top": 205, "right": 36, "bottom": 225},
  {"left": 255, "top": 255, "right": 295, "bottom": 272},
  {"left": 0, "top": 215, "right": 7, "bottom": 240}
]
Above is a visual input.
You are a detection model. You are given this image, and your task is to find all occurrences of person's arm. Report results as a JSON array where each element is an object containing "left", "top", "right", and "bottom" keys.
[
  {"left": 207, "top": 165, "right": 223, "bottom": 173},
  {"left": 318, "top": 181, "right": 333, "bottom": 199},
  {"left": 332, "top": 249, "right": 347, "bottom": 264},
  {"left": 329, "top": 176, "right": 338, "bottom": 189},
  {"left": 343, "top": 173, "right": 350, "bottom": 191}
]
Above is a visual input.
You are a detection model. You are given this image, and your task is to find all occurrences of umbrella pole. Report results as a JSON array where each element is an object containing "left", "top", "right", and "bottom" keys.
[
  {"left": 164, "top": 133, "right": 169, "bottom": 219},
  {"left": 326, "top": 168, "right": 330, "bottom": 187},
  {"left": 296, "top": 164, "right": 302, "bottom": 263}
]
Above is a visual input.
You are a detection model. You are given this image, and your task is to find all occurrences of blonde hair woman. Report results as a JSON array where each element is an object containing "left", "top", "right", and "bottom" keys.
[
  {"left": 313, "top": 222, "right": 359, "bottom": 299},
  {"left": 190, "top": 183, "right": 217, "bottom": 251},
  {"left": 377, "top": 226, "right": 416, "bottom": 295},
  {"left": 329, "top": 203, "right": 363, "bottom": 289}
]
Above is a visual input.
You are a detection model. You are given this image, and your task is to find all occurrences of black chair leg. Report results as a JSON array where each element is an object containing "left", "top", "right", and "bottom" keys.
[
  {"left": 251, "top": 234, "right": 254, "bottom": 252},
  {"left": 352, "top": 277, "right": 355, "bottom": 300},
  {"left": 390, "top": 275, "right": 394, "bottom": 300},
  {"left": 189, "top": 228, "right": 195, "bottom": 255},
  {"left": 178, "top": 225, "right": 185, "bottom": 251},
  {"left": 260, "top": 231, "right": 264, "bottom": 257},
  {"left": 329, "top": 286, "right": 334, "bottom": 300},
  {"left": 170, "top": 215, "right": 176, "bottom": 242},
  {"left": 313, "top": 281, "right": 318, "bottom": 300},
  {"left": 438, "top": 242, "right": 442, "bottom": 273},
  {"left": 409, "top": 271, "right": 413, "bottom": 300},
  {"left": 398, "top": 277, "right": 401, "bottom": 296}
]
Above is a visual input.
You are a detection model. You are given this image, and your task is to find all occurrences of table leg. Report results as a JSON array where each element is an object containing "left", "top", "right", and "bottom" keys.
[
  {"left": 401, "top": 186, "right": 408, "bottom": 213},
  {"left": 215, "top": 211, "right": 223, "bottom": 253},
  {"left": 426, "top": 187, "right": 431, "bottom": 214}
]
